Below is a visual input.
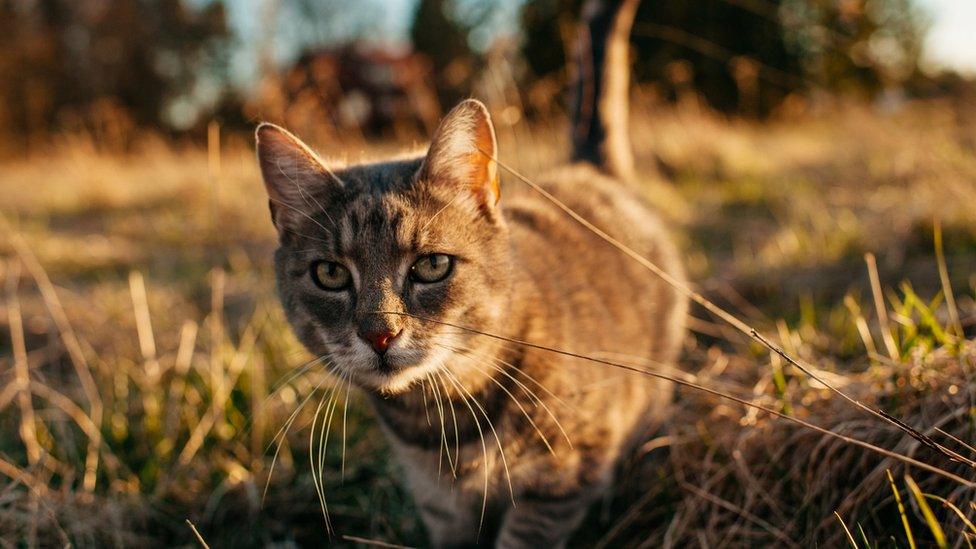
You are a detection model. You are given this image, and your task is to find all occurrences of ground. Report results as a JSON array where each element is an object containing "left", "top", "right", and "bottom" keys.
[{"left": 0, "top": 99, "right": 974, "bottom": 547}]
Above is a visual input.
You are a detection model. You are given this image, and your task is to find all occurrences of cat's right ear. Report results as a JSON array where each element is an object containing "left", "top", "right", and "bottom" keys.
[{"left": 255, "top": 123, "right": 340, "bottom": 238}]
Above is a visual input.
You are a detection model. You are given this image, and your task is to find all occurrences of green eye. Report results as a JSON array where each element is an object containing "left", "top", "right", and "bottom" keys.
[
  {"left": 310, "top": 261, "right": 351, "bottom": 290},
  {"left": 410, "top": 254, "right": 454, "bottom": 283}
]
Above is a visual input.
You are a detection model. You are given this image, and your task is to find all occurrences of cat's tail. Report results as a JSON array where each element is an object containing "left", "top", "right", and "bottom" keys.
[{"left": 570, "top": 0, "right": 641, "bottom": 182}]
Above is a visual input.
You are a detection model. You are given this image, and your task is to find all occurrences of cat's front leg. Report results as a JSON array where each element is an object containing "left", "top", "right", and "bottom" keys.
[
  {"left": 494, "top": 492, "right": 595, "bottom": 549},
  {"left": 414, "top": 486, "right": 484, "bottom": 548}
]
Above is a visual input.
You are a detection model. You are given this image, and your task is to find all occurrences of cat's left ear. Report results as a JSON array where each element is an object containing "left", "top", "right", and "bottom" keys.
[{"left": 420, "top": 99, "right": 500, "bottom": 208}]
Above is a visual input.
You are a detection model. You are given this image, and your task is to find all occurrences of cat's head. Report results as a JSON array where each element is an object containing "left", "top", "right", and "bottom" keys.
[{"left": 256, "top": 100, "right": 511, "bottom": 394}]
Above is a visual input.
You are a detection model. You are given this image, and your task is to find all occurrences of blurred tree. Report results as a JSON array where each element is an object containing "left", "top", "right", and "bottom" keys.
[
  {"left": 0, "top": 0, "right": 230, "bottom": 148},
  {"left": 780, "top": 0, "right": 926, "bottom": 96},
  {"left": 519, "top": 0, "right": 928, "bottom": 117},
  {"left": 410, "top": 0, "right": 480, "bottom": 107},
  {"left": 630, "top": 0, "right": 804, "bottom": 115},
  {"left": 520, "top": 0, "right": 580, "bottom": 80},
  {"left": 0, "top": 0, "right": 936, "bottom": 148}
]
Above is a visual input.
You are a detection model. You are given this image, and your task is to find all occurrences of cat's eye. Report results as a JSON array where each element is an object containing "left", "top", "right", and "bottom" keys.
[
  {"left": 410, "top": 254, "right": 454, "bottom": 284},
  {"left": 310, "top": 261, "right": 351, "bottom": 291}
]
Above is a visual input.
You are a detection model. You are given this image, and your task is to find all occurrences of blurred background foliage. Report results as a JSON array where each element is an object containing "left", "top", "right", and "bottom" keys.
[
  {"left": 0, "top": 0, "right": 230, "bottom": 147},
  {"left": 0, "top": 0, "right": 968, "bottom": 153}
]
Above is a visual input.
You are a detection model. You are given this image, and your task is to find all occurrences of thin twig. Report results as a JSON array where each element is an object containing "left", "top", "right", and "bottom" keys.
[
  {"left": 340, "top": 535, "right": 415, "bottom": 549},
  {"left": 377, "top": 310, "right": 975, "bottom": 488},
  {"left": 185, "top": 519, "right": 211, "bottom": 549},
  {"left": 490, "top": 154, "right": 974, "bottom": 470}
]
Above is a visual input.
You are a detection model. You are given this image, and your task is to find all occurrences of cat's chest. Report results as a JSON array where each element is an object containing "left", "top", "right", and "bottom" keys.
[{"left": 381, "top": 411, "right": 555, "bottom": 496}]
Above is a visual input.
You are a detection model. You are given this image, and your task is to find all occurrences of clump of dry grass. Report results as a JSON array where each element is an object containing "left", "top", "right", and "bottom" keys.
[
  {"left": 1, "top": 98, "right": 975, "bottom": 546},
  {"left": 581, "top": 275, "right": 976, "bottom": 546},
  {"left": 649, "top": 315, "right": 974, "bottom": 547}
]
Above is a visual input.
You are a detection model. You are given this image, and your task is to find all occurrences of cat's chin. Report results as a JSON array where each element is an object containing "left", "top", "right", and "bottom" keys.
[{"left": 350, "top": 346, "right": 453, "bottom": 395}]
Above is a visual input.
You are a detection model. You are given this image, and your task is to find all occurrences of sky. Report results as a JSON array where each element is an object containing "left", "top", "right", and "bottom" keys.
[
  {"left": 917, "top": 0, "right": 976, "bottom": 75},
  {"left": 225, "top": 0, "right": 418, "bottom": 86}
]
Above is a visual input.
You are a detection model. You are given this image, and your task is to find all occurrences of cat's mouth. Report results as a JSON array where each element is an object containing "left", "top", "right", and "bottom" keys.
[
  {"left": 339, "top": 343, "right": 449, "bottom": 394},
  {"left": 370, "top": 351, "right": 418, "bottom": 373}
]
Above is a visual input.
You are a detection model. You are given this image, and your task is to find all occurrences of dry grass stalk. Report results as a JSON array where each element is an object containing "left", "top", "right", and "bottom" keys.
[
  {"left": 6, "top": 228, "right": 104, "bottom": 492},
  {"left": 6, "top": 261, "right": 42, "bottom": 466},
  {"left": 2, "top": 101, "right": 975, "bottom": 545},
  {"left": 178, "top": 311, "right": 261, "bottom": 466},
  {"left": 934, "top": 219, "right": 964, "bottom": 339},
  {"left": 186, "top": 518, "right": 211, "bottom": 549},
  {"left": 866, "top": 252, "right": 900, "bottom": 360},
  {"left": 385, "top": 310, "right": 975, "bottom": 489},
  {"left": 163, "top": 320, "right": 199, "bottom": 454}
]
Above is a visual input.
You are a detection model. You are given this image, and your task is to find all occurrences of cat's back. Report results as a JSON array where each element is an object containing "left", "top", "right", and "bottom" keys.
[{"left": 503, "top": 163, "right": 685, "bottom": 362}]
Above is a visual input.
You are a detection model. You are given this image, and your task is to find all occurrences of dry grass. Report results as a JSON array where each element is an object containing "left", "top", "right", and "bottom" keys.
[{"left": 1, "top": 97, "right": 975, "bottom": 547}]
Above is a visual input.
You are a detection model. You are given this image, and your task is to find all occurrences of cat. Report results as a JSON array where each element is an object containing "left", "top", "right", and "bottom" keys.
[{"left": 254, "top": 0, "right": 687, "bottom": 546}]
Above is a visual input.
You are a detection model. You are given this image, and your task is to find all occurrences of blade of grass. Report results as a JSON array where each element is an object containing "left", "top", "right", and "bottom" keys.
[
  {"left": 922, "top": 493, "right": 976, "bottom": 537},
  {"left": 834, "top": 511, "right": 859, "bottom": 549},
  {"left": 865, "top": 253, "right": 899, "bottom": 360},
  {"left": 887, "top": 469, "right": 917, "bottom": 549},
  {"left": 0, "top": 456, "right": 48, "bottom": 496},
  {"left": 178, "top": 312, "right": 262, "bottom": 466},
  {"left": 163, "top": 320, "right": 199, "bottom": 449},
  {"left": 129, "top": 270, "right": 160, "bottom": 380},
  {"left": 130, "top": 270, "right": 163, "bottom": 434},
  {"left": 0, "top": 382, "right": 20, "bottom": 415},
  {"left": 340, "top": 535, "right": 416, "bottom": 549},
  {"left": 857, "top": 523, "right": 872, "bottom": 549},
  {"left": 209, "top": 267, "right": 226, "bottom": 424},
  {"left": 933, "top": 219, "right": 964, "bottom": 339},
  {"left": 904, "top": 474, "right": 947, "bottom": 548},
  {"left": 27, "top": 380, "right": 128, "bottom": 481},
  {"left": 845, "top": 295, "right": 879, "bottom": 359}
]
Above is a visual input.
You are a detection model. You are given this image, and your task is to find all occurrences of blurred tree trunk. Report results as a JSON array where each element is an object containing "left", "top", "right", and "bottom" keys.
[{"left": 570, "top": 0, "right": 642, "bottom": 181}]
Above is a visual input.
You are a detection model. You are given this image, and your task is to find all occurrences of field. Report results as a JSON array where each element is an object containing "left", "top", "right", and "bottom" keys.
[{"left": 1, "top": 98, "right": 975, "bottom": 547}]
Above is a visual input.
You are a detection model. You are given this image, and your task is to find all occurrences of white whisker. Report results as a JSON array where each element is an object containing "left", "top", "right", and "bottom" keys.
[
  {"left": 435, "top": 370, "right": 490, "bottom": 536},
  {"left": 263, "top": 376, "right": 329, "bottom": 505},
  {"left": 441, "top": 368, "right": 516, "bottom": 507},
  {"left": 434, "top": 337, "right": 573, "bottom": 448},
  {"left": 438, "top": 342, "right": 557, "bottom": 456}
]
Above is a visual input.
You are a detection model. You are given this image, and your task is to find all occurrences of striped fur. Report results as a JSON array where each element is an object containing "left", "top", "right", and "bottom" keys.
[{"left": 256, "top": 2, "right": 686, "bottom": 546}]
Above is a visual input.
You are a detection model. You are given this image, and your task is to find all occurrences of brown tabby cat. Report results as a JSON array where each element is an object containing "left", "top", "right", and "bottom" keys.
[{"left": 255, "top": 0, "right": 686, "bottom": 546}]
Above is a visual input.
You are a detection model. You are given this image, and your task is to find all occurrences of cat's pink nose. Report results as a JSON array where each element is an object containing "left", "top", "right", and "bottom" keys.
[{"left": 358, "top": 329, "right": 400, "bottom": 355}]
